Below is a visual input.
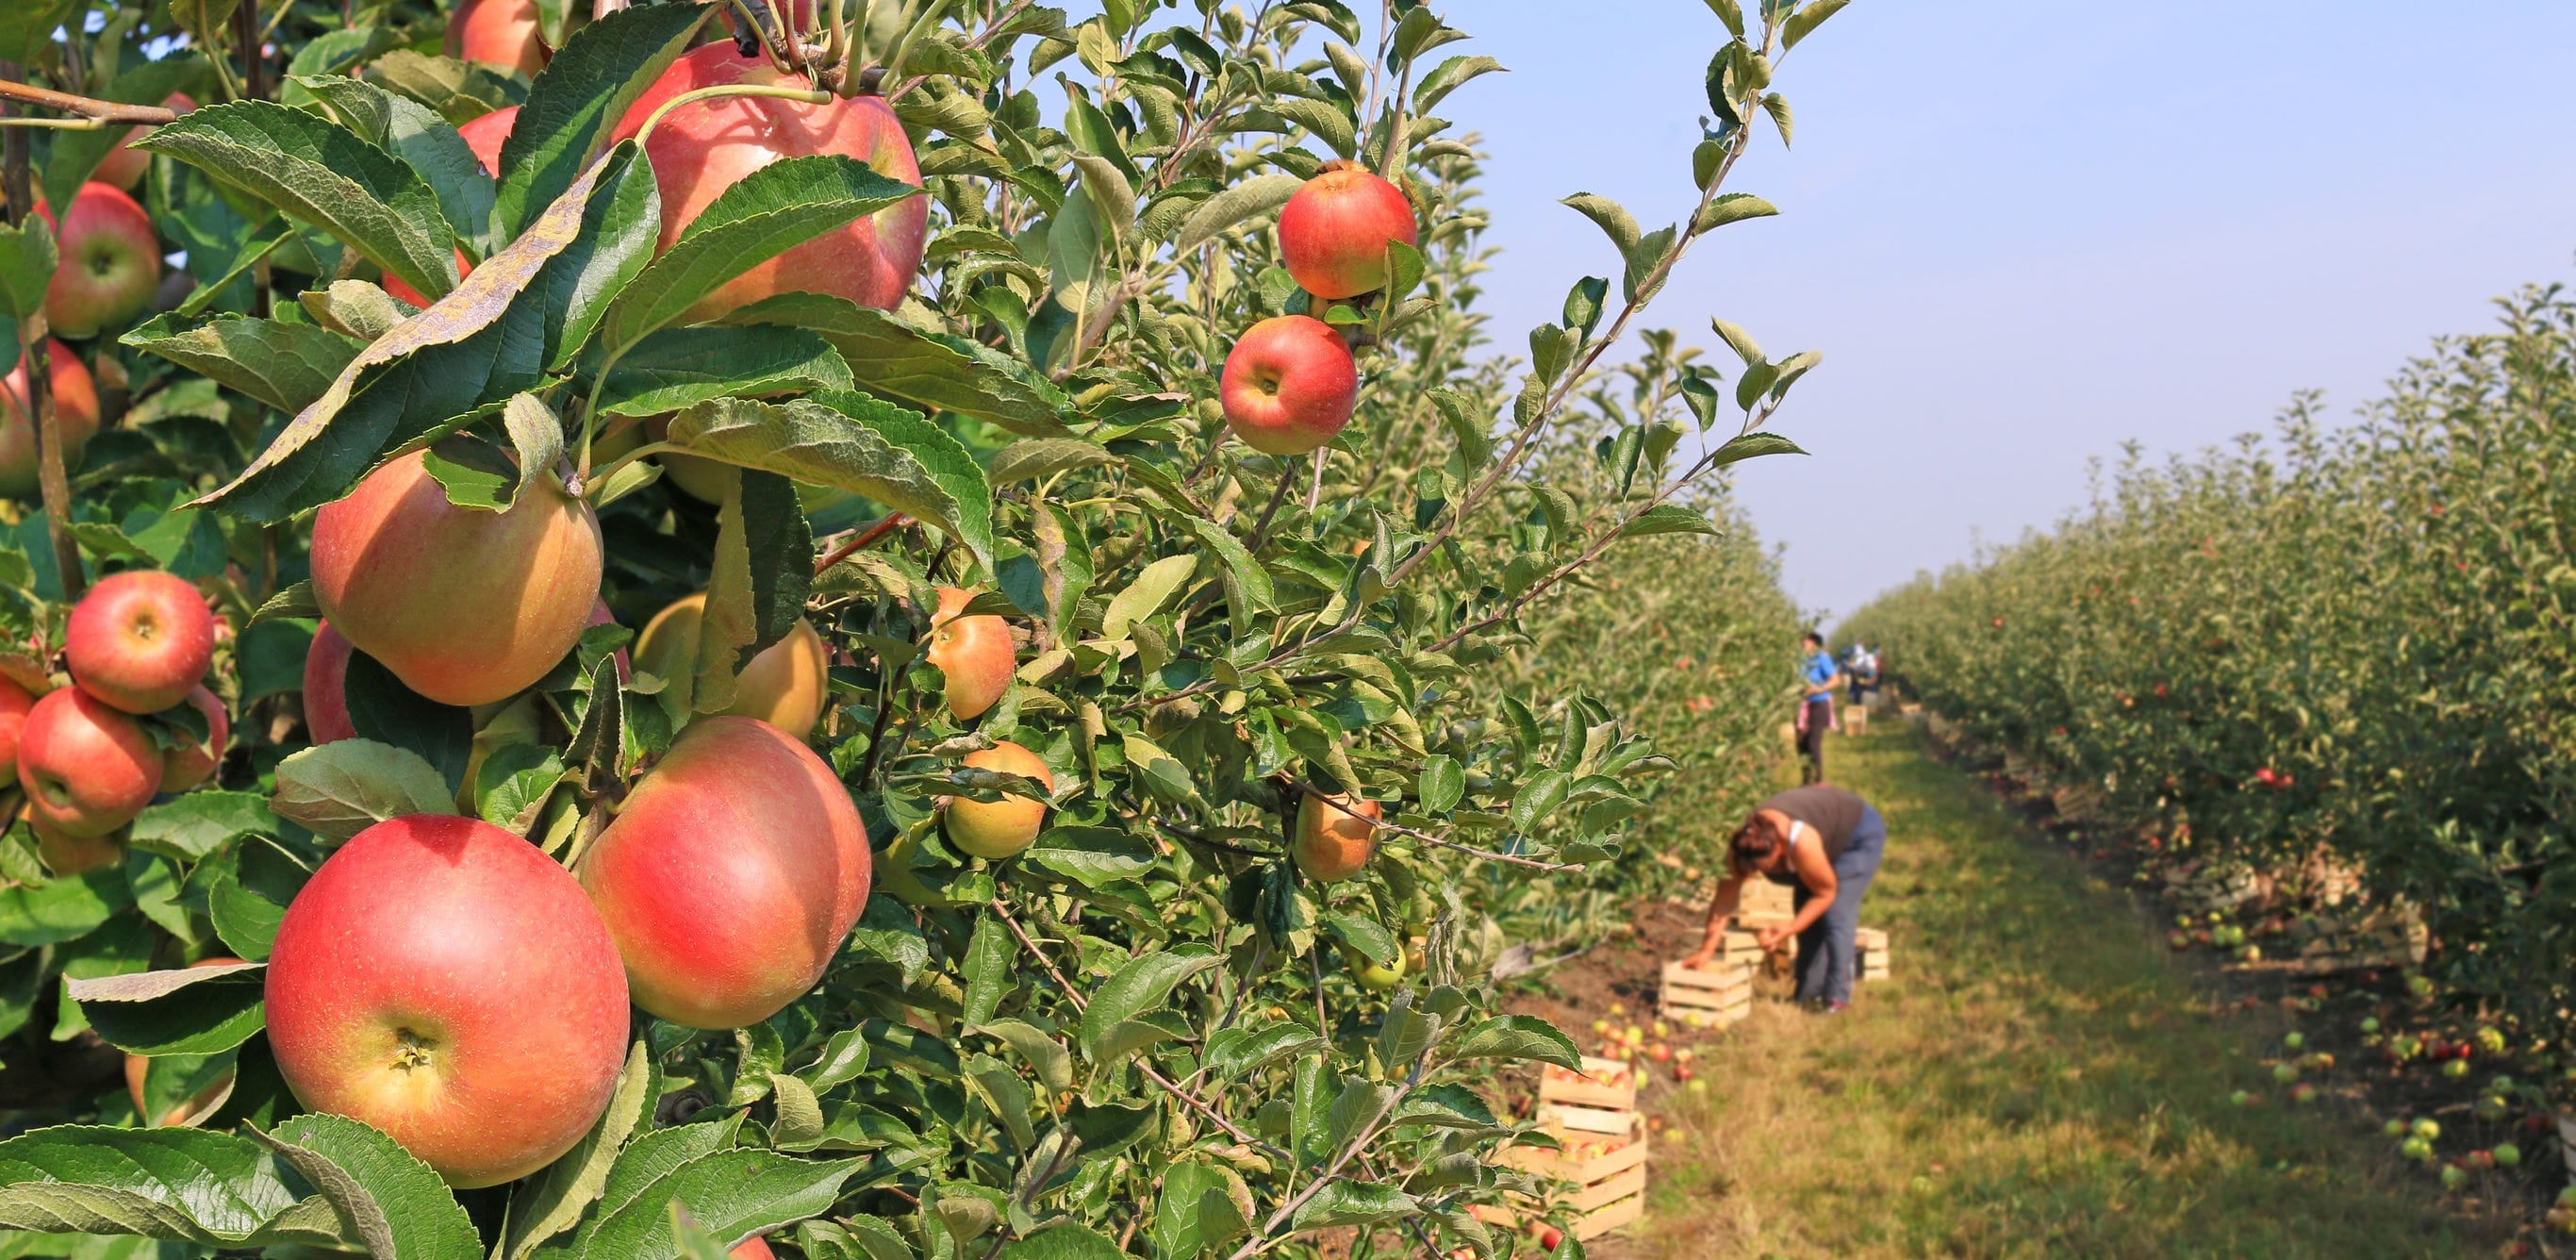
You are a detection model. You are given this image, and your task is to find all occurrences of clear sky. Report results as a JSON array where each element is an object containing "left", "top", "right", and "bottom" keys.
[{"left": 1448, "top": 2, "right": 2576, "bottom": 625}]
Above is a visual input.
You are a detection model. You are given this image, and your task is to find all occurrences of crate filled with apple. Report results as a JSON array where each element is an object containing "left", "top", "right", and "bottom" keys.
[{"left": 1477, "top": 1111, "right": 1651, "bottom": 1243}]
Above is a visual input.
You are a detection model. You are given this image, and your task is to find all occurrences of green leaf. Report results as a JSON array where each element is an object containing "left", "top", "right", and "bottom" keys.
[
  {"left": 960, "top": 915, "right": 1016, "bottom": 1029},
  {"left": 1079, "top": 948, "right": 1219, "bottom": 1062},
  {"left": 137, "top": 99, "right": 460, "bottom": 301},
  {"left": 1291, "top": 1181, "right": 1417, "bottom": 1231},
  {"left": 504, "top": 1040, "right": 657, "bottom": 1259},
  {"left": 999, "top": 1222, "right": 1124, "bottom": 1259},
  {"left": 686, "top": 469, "right": 815, "bottom": 715},
  {"left": 1200, "top": 1022, "right": 1326, "bottom": 1081},
  {"left": 573, "top": 1150, "right": 867, "bottom": 1260},
  {"left": 977, "top": 1020, "right": 1072, "bottom": 1094},
  {"left": 592, "top": 324, "right": 852, "bottom": 418},
  {"left": 294, "top": 75, "right": 499, "bottom": 251},
  {"left": 0, "top": 1126, "right": 346, "bottom": 1249},
  {"left": 1693, "top": 191, "right": 1779, "bottom": 235},
  {"left": 0, "top": 0, "right": 83, "bottom": 69},
  {"left": 1710, "top": 317, "right": 1763, "bottom": 367},
  {"left": 661, "top": 392, "right": 994, "bottom": 572},
  {"left": 1448, "top": 1014, "right": 1579, "bottom": 1069},
  {"left": 1784, "top": 0, "right": 1851, "bottom": 48},
  {"left": 0, "top": 867, "right": 133, "bottom": 948},
  {"left": 1327, "top": 912, "right": 1397, "bottom": 964},
  {"left": 1712, "top": 430, "right": 1806, "bottom": 467},
  {"left": 1023, "top": 825, "right": 1157, "bottom": 887},
  {"left": 1181, "top": 518, "right": 1277, "bottom": 637},
  {"left": 492, "top": 2, "right": 707, "bottom": 239},
  {"left": 121, "top": 313, "right": 362, "bottom": 415},
  {"left": 128, "top": 791, "right": 279, "bottom": 863},
  {"left": 269, "top": 739, "right": 458, "bottom": 841},
  {"left": 989, "top": 438, "right": 1115, "bottom": 486},
  {"left": 0, "top": 216, "right": 57, "bottom": 321},
  {"left": 256, "top": 1113, "right": 479, "bottom": 1260},
  {"left": 69, "top": 961, "right": 266, "bottom": 1056},
  {"left": 1101, "top": 554, "right": 1197, "bottom": 640},
  {"left": 535, "top": 141, "right": 663, "bottom": 372},
  {"left": 1417, "top": 755, "right": 1463, "bottom": 816},
  {"left": 1412, "top": 54, "right": 1506, "bottom": 113},
  {"left": 599, "top": 156, "right": 924, "bottom": 351},
  {"left": 1068, "top": 153, "right": 1137, "bottom": 240},
  {"left": 190, "top": 147, "right": 614, "bottom": 522},
  {"left": 1761, "top": 92, "right": 1794, "bottom": 148},
  {"left": 1559, "top": 192, "right": 1641, "bottom": 259},
  {"left": 1168, "top": 173, "right": 1300, "bottom": 252},
  {"left": 1704, "top": 0, "right": 1746, "bottom": 38},
  {"left": 721, "top": 295, "right": 1074, "bottom": 436}
]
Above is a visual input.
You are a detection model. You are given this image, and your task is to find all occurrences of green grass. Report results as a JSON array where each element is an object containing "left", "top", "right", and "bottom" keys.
[{"left": 1610, "top": 728, "right": 2505, "bottom": 1260}]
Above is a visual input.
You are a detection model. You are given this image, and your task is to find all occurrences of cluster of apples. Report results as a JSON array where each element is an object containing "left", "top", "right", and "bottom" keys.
[
  {"left": 1, "top": 570, "right": 226, "bottom": 872},
  {"left": 1218, "top": 161, "right": 1418, "bottom": 457},
  {"left": 0, "top": 93, "right": 192, "bottom": 499}
]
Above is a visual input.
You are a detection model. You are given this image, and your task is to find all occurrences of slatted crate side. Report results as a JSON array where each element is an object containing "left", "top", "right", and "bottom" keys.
[
  {"left": 1493, "top": 1116, "right": 1651, "bottom": 1241},
  {"left": 1538, "top": 1055, "right": 1639, "bottom": 1114},
  {"left": 1660, "top": 960, "right": 1755, "bottom": 1024}
]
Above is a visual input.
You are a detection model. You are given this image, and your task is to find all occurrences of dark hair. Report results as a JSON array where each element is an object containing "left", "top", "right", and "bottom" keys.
[
  {"left": 1801, "top": 630, "right": 1824, "bottom": 648},
  {"left": 1730, "top": 815, "right": 1785, "bottom": 872}
]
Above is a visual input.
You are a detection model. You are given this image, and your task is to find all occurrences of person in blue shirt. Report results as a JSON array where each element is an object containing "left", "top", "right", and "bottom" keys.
[{"left": 1795, "top": 631, "right": 1841, "bottom": 784}]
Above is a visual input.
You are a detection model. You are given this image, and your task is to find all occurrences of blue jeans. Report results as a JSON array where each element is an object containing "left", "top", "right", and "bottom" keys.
[{"left": 1792, "top": 804, "right": 1886, "bottom": 1004}]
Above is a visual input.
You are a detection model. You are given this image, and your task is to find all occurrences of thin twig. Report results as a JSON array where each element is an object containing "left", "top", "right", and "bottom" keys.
[
  {"left": 0, "top": 78, "right": 177, "bottom": 124},
  {"left": 813, "top": 511, "right": 910, "bottom": 574}
]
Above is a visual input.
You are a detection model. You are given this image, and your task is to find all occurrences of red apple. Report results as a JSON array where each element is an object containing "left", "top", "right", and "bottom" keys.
[
  {"left": 157, "top": 685, "right": 228, "bottom": 792},
  {"left": 30, "top": 808, "right": 124, "bottom": 874},
  {"left": 1220, "top": 315, "right": 1357, "bottom": 456},
  {"left": 457, "top": 105, "right": 518, "bottom": 176},
  {"left": 1277, "top": 160, "right": 1417, "bottom": 299},
  {"left": 301, "top": 621, "right": 358, "bottom": 744},
  {"left": 926, "top": 587, "right": 1012, "bottom": 720},
  {"left": 65, "top": 570, "right": 217, "bottom": 715},
  {"left": 92, "top": 93, "right": 196, "bottom": 191},
  {"left": 383, "top": 247, "right": 475, "bottom": 309},
  {"left": 265, "top": 814, "right": 628, "bottom": 1186},
  {"left": 579, "top": 716, "right": 868, "bottom": 1029},
  {"left": 942, "top": 739, "right": 1052, "bottom": 860},
  {"left": 0, "top": 674, "right": 34, "bottom": 789},
  {"left": 40, "top": 183, "right": 162, "bottom": 339},
  {"left": 443, "top": 0, "right": 546, "bottom": 76},
  {"left": 608, "top": 42, "right": 927, "bottom": 322},
  {"left": 0, "top": 339, "right": 101, "bottom": 499},
  {"left": 731, "top": 1237, "right": 776, "bottom": 1260},
  {"left": 632, "top": 593, "right": 829, "bottom": 738},
  {"left": 17, "top": 687, "right": 159, "bottom": 837},
  {"left": 310, "top": 449, "right": 604, "bottom": 707},
  {"left": 1292, "top": 792, "right": 1379, "bottom": 883}
]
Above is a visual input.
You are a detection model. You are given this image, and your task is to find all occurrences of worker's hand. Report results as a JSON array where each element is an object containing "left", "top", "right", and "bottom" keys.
[
  {"left": 1681, "top": 949, "right": 1716, "bottom": 970},
  {"left": 1757, "top": 925, "right": 1792, "bottom": 952}
]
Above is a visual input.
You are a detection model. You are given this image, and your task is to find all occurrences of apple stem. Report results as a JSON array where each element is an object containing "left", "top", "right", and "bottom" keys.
[{"left": 627, "top": 82, "right": 834, "bottom": 155}]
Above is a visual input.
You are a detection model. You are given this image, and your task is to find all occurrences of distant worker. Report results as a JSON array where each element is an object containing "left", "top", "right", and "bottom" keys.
[
  {"left": 1794, "top": 630, "right": 1840, "bottom": 784},
  {"left": 1845, "top": 641, "right": 1880, "bottom": 707},
  {"left": 1682, "top": 784, "right": 1888, "bottom": 1012}
]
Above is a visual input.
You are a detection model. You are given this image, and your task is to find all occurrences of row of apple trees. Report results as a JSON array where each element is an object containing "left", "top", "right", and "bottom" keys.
[
  {"left": 0, "top": 0, "right": 1839, "bottom": 1256},
  {"left": 1843, "top": 281, "right": 2576, "bottom": 1069}
]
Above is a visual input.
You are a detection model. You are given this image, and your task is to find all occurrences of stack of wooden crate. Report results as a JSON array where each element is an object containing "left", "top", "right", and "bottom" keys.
[
  {"left": 1480, "top": 1055, "right": 1649, "bottom": 1241},
  {"left": 1659, "top": 958, "right": 1755, "bottom": 1027},
  {"left": 1738, "top": 878, "right": 1795, "bottom": 929},
  {"left": 1856, "top": 926, "right": 1891, "bottom": 982}
]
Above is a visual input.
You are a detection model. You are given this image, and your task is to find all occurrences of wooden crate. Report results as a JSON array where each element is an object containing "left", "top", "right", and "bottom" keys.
[
  {"left": 1856, "top": 926, "right": 1891, "bottom": 982},
  {"left": 1659, "top": 959, "right": 1754, "bottom": 1026},
  {"left": 1842, "top": 705, "right": 1870, "bottom": 736},
  {"left": 1738, "top": 878, "right": 1795, "bottom": 929},
  {"left": 1483, "top": 1114, "right": 1650, "bottom": 1241},
  {"left": 1536, "top": 1055, "right": 1638, "bottom": 1132}
]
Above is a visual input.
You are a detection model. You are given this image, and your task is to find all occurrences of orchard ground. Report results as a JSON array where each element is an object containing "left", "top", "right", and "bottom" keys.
[{"left": 1503, "top": 728, "right": 2533, "bottom": 1259}]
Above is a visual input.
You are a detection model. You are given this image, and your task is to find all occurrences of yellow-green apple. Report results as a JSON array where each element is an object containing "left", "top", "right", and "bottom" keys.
[
  {"left": 29, "top": 808, "right": 123, "bottom": 874},
  {"left": 92, "top": 93, "right": 195, "bottom": 191},
  {"left": 17, "top": 687, "right": 159, "bottom": 838},
  {"left": 309, "top": 449, "right": 603, "bottom": 707},
  {"left": 65, "top": 569, "right": 216, "bottom": 714},
  {"left": 1346, "top": 944, "right": 1404, "bottom": 992},
  {"left": 926, "top": 587, "right": 1012, "bottom": 720},
  {"left": 1220, "top": 315, "right": 1357, "bottom": 456},
  {"left": 264, "top": 814, "right": 628, "bottom": 1186},
  {"left": 638, "top": 415, "right": 735, "bottom": 504},
  {"left": 943, "top": 740, "right": 1051, "bottom": 860},
  {"left": 157, "top": 685, "right": 228, "bottom": 792},
  {"left": 301, "top": 622, "right": 357, "bottom": 744},
  {"left": 0, "top": 674, "right": 33, "bottom": 788},
  {"left": 443, "top": 0, "right": 546, "bottom": 76},
  {"left": 608, "top": 42, "right": 927, "bottom": 321},
  {"left": 457, "top": 105, "right": 517, "bottom": 175},
  {"left": 1277, "top": 159, "right": 1417, "bottom": 299},
  {"left": 124, "top": 956, "right": 243, "bottom": 1125},
  {"left": 1293, "top": 792, "right": 1379, "bottom": 882},
  {"left": 39, "top": 183, "right": 161, "bottom": 339},
  {"left": 579, "top": 716, "right": 870, "bottom": 1028},
  {"left": 633, "top": 593, "right": 830, "bottom": 738},
  {"left": 0, "top": 339, "right": 100, "bottom": 498}
]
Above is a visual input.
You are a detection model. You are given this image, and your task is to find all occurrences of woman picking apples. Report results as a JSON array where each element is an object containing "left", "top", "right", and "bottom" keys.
[{"left": 1682, "top": 785, "right": 1888, "bottom": 1011}]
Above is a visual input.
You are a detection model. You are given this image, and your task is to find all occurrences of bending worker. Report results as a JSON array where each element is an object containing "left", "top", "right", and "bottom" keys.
[{"left": 1682, "top": 784, "right": 1888, "bottom": 1012}]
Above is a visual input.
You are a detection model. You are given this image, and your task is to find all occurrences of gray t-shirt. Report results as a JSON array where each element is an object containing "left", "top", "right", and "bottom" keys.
[{"left": 1757, "top": 786, "right": 1866, "bottom": 874}]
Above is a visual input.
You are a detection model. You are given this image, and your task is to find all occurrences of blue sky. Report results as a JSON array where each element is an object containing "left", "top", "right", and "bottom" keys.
[{"left": 1448, "top": 2, "right": 2576, "bottom": 624}]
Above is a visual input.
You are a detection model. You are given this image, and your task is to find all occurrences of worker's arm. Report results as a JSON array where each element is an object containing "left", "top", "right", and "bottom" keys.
[{"left": 1683, "top": 874, "right": 1746, "bottom": 968}]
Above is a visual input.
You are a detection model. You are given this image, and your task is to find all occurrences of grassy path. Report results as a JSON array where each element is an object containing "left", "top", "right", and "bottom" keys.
[{"left": 1604, "top": 728, "right": 2504, "bottom": 1259}]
